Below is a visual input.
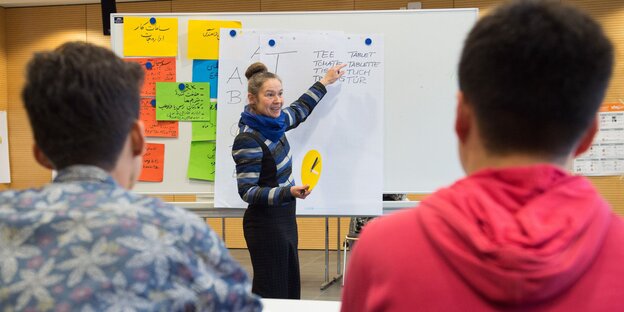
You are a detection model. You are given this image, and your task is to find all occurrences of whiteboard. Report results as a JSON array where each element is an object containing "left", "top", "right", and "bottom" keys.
[
  {"left": 110, "top": 9, "right": 476, "bottom": 196},
  {"left": 214, "top": 30, "right": 385, "bottom": 216}
]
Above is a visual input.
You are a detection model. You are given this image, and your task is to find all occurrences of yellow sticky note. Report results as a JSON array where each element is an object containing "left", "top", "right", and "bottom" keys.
[
  {"left": 301, "top": 150, "right": 322, "bottom": 192},
  {"left": 188, "top": 20, "right": 241, "bottom": 60},
  {"left": 124, "top": 16, "right": 178, "bottom": 57}
]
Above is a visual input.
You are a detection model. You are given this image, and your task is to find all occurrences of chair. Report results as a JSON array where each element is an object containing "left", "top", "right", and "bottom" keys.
[{"left": 342, "top": 232, "right": 359, "bottom": 286}]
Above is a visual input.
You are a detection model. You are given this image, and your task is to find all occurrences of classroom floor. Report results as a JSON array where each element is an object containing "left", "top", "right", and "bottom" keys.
[{"left": 229, "top": 249, "right": 344, "bottom": 301}]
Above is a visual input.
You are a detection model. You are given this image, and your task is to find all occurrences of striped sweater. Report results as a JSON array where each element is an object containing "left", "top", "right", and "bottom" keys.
[{"left": 232, "top": 81, "right": 327, "bottom": 207}]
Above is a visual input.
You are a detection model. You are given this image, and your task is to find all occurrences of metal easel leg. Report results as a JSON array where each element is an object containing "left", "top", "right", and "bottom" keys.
[
  {"left": 320, "top": 216, "right": 342, "bottom": 290},
  {"left": 337, "top": 217, "right": 341, "bottom": 274},
  {"left": 221, "top": 217, "right": 226, "bottom": 242}
]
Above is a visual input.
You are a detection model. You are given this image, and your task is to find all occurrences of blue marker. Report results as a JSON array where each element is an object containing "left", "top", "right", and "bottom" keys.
[
  {"left": 230, "top": 29, "right": 237, "bottom": 37},
  {"left": 145, "top": 61, "right": 153, "bottom": 70},
  {"left": 268, "top": 39, "right": 276, "bottom": 47},
  {"left": 149, "top": 17, "right": 156, "bottom": 25},
  {"left": 365, "top": 38, "right": 372, "bottom": 46},
  {"left": 178, "top": 83, "right": 185, "bottom": 91},
  {"left": 150, "top": 99, "right": 156, "bottom": 107}
]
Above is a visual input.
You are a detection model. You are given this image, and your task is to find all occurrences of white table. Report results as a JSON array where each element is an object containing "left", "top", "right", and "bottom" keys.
[{"left": 261, "top": 298, "right": 341, "bottom": 312}]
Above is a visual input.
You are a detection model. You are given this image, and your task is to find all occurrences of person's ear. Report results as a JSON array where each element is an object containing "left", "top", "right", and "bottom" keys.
[
  {"left": 248, "top": 93, "right": 256, "bottom": 107},
  {"left": 455, "top": 91, "right": 472, "bottom": 143},
  {"left": 130, "top": 120, "right": 146, "bottom": 157},
  {"left": 573, "top": 116, "right": 598, "bottom": 157},
  {"left": 33, "top": 144, "right": 54, "bottom": 170}
]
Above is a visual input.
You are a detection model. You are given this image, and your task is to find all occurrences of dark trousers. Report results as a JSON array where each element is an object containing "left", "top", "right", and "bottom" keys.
[{"left": 243, "top": 205, "right": 301, "bottom": 299}]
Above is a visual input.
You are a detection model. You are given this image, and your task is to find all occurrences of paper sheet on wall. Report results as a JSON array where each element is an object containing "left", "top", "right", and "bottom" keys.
[
  {"left": 123, "top": 16, "right": 178, "bottom": 57},
  {"left": 574, "top": 102, "right": 624, "bottom": 175},
  {"left": 192, "top": 100, "right": 217, "bottom": 141},
  {"left": 214, "top": 30, "right": 384, "bottom": 215},
  {"left": 155, "top": 82, "right": 211, "bottom": 121},
  {"left": 193, "top": 60, "right": 219, "bottom": 98},
  {"left": 125, "top": 58, "right": 176, "bottom": 97},
  {"left": 139, "top": 98, "right": 178, "bottom": 137},
  {"left": 188, "top": 141, "right": 216, "bottom": 181},
  {"left": 188, "top": 20, "right": 241, "bottom": 60},
  {"left": 139, "top": 143, "right": 165, "bottom": 182},
  {"left": 0, "top": 111, "right": 10, "bottom": 183}
]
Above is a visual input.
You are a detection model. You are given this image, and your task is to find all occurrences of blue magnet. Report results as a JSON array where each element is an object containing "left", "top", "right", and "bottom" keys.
[
  {"left": 150, "top": 99, "right": 156, "bottom": 107},
  {"left": 149, "top": 17, "right": 156, "bottom": 25},
  {"left": 268, "top": 39, "right": 276, "bottom": 47},
  {"left": 145, "top": 61, "right": 153, "bottom": 70},
  {"left": 178, "top": 83, "right": 185, "bottom": 91},
  {"left": 230, "top": 29, "right": 237, "bottom": 37},
  {"left": 365, "top": 38, "right": 372, "bottom": 46}
]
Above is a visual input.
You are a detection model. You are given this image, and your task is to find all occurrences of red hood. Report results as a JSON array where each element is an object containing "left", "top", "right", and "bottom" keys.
[{"left": 419, "top": 165, "right": 611, "bottom": 305}]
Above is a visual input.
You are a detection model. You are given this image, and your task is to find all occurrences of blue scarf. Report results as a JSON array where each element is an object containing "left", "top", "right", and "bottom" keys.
[{"left": 241, "top": 109, "right": 287, "bottom": 142}]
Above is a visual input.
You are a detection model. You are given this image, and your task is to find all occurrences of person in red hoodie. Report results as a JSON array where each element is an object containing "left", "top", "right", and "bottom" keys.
[{"left": 341, "top": 1, "right": 624, "bottom": 311}]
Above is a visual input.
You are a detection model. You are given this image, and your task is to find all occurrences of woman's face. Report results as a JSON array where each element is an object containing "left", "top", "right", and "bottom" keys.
[{"left": 249, "top": 78, "right": 283, "bottom": 118}]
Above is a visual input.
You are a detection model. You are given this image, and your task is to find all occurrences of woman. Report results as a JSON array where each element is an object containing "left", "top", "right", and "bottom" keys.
[{"left": 232, "top": 62, "right": 345, "bottom": 299}]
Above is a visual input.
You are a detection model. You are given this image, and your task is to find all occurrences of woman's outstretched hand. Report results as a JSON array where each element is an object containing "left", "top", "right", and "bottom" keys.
[
  {"left": 291, "top": 185, "right": 311, "bottom": 199},
  {"left": 320, "top": 64, "right": 347, "bottom": 86}
]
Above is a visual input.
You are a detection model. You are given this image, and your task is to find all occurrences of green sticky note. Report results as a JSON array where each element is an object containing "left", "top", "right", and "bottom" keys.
[
  {"left": 187, "top": 141, "right": 216, "bottom": 181},
  {"left": 191, "top": 100, "right": 217, "bottom": 141},
  {"left": 156, "top": 82, "right": 211, "bottom": 121}
]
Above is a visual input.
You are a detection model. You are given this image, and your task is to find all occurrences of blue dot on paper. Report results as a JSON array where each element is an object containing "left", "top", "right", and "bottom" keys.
[
  {"left": 365, "top": 38, "right": 372, "bottom": 46},
  {"left": 150, "top": 99, "right": 156, "bottom": 107},
  {"left": 230, "top": 30, "right": 237, "bottom": 37},
  {"left": 178, "top": 83, "right": 185, "bottom": 91},
  {"left": 149, "top": 17, "right": 156, "bottom": 25},
  {"left": 145, "top": 62, "right": 153, "bottom": 70},
  {"left": 268, "top": 39, "right": 276, "bottom": 47}
]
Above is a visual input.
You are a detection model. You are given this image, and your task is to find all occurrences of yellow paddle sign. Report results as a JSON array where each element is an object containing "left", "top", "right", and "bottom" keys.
[{"left": 301, "top": 150, "right": 322, "bottom": 191}]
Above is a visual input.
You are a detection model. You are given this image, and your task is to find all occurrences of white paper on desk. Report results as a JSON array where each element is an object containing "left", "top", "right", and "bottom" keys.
[{"left": 0, "top": 111, "right": 10, "bottom": 183}]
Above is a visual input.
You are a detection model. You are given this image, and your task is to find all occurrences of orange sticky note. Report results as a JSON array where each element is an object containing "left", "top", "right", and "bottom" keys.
[
  {"left": 139, "top": 143, "right": 165, "bottom": 182},
  {"left": 125, "top": 58, "right": 176, "bottom": 97},
  {"left": 139, "top": 98, "right": 178, "bottom": 138}
]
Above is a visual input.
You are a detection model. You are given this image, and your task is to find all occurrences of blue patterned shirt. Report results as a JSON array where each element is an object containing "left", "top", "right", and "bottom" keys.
[{"left": 0, "top": 165, "right": 262, "bottom": 311}]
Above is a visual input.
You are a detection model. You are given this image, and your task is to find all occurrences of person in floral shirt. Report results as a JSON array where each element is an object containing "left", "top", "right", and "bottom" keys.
[{"left": 0, "top": 41, "right": 262, "bottom": 311}]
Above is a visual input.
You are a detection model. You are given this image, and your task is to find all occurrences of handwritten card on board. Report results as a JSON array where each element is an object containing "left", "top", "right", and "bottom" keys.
[
  {"left": 139, "top": 98, "right": 178, "bottom": 137},
  {"left": 139, "top": 143, "right": 164, "bottom": 182},
  {"left": 188, "top": 20, "right": 241, "bottom": 60},
  {"left": 123, "top": 16, "right": 178, "bottom": 57},
  {"left": 191, "top": 100, "right": 217, "bottom": 141},
  {"left": 192, "top": 60, "right": 219, "bottom": 98},
  {"left": 187, "top": 141, "right": 216, "bottom": 181},
  {"left": 125, "top": 58, "right": 176, "bottom": 97},
  {"left": 155, "top": 82, "right": 211, "bottom": 121}
]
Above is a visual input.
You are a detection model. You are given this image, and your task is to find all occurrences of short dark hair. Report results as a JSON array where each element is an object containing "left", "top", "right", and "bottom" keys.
[
  {"left": 22, "top": 41, "right": 144, "bottom": 170},
  {"left": 458, "top": 0, "right": 613, "bottom": 157}
]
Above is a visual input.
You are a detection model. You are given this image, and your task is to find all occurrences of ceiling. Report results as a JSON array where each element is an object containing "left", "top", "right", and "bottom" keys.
[{"left": 0, "top": 0, "right": 155, "bottom": 8}]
